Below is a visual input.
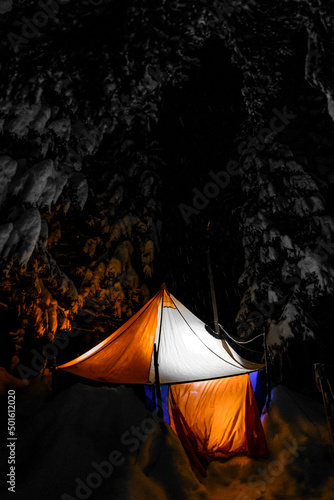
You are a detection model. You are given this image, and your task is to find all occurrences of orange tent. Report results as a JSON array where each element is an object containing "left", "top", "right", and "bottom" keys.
[
  {"left": 169, "top": 375, "right": 268, "bottom": 471},
  {"left": 58, "top": 285, "right": 262, "bottom": 383},
  {"left": 58, "top": 285, "right": 268, "bottom": 466}
]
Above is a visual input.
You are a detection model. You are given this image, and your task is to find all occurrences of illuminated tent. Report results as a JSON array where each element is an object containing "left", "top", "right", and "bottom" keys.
[
  {"left": 169, "top": 376, "right": 268, "bottom": 470},
  {"left": 58, "top": 285, "right": 268, "bottom": 466}
]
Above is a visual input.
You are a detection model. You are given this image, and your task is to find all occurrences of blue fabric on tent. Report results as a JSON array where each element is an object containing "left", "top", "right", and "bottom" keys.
[
  {"left": 249, "top": 370, "right": 258, "bottom": 393},
  {"left": 249, "top": 369, "right": 267, "bottom": 414},
  {"left": 144, "top": 385, "right": 170, "bottom": 424}
]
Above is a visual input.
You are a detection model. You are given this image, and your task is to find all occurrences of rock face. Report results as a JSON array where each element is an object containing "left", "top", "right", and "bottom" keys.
[{"left": 0, "top": 1, "right": 333, "bottom": 381}]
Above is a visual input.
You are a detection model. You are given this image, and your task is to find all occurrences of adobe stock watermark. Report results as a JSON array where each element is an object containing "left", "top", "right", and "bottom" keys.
[
  {"left": 16, "top": 297, "right": 103, "bottom": 381},
  {"left": 7, "top": 0, "right": 103, "bottom": 52},
  {"left": 178, "top": 106, "right": 296, "bottom": 224},
  {"left": 236, "top": 438, "right": 306, "bottom": 499},
  {"left": 61, "top": 399, "right": 165, "bottom": 499}
]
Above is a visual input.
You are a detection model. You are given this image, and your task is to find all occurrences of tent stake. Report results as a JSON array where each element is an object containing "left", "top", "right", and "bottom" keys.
[{"left": 154, "top": 343, "right": 163, "bottom": 420}]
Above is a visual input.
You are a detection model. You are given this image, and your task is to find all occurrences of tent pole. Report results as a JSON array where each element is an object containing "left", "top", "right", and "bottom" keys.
[
  {"left": 153, "top": 286, "right": 165, "bottom": 420},
  {"left": 207, "top": 222, "right": 220, "bottom": 334},
  {"left": 263, "top": 327, "right": 271, "bottom": 412},
  {"left": 154, "top": 343, "right": 163, "bottom": 420}
]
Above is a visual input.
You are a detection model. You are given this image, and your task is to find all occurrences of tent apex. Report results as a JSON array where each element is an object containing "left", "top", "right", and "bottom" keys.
[{"left": 161, "top": 283, "right": 167, "bottom": 290}]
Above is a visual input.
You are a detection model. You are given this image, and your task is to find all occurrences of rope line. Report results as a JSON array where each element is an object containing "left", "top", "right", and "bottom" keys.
[
  {"left": 218, "top": 323, "right": 264, "bottom": 354},
  {"left": 218, "top": 323, "right": 264, "bottom": 345}
]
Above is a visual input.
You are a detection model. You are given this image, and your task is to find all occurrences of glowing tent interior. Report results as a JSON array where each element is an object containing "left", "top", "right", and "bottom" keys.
[{"left": 57, "top": 284, "right": 268, "bottom": 468}]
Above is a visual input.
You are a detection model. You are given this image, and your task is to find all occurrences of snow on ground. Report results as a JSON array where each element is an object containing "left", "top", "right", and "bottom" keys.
[
  {"left": 0, "top": 370, "right": 333, "bottom": 500},
  {"left": 201, "top": 385, "right": 333, "bottom": 500},
  {"left": 0, "top": 370, "right": 208, "bottom": 500}
]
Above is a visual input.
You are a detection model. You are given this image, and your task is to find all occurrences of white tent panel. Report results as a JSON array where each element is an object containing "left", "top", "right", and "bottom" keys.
[{"left": 149, "top": 293, "right": 261, "bottom": 384}]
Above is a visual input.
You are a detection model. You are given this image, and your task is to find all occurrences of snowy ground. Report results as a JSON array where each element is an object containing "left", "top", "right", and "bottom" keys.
[
  {"left": 0, "top": 369, "right": 333, "bottom": 500},
  {"left": 202, "top": 386, "right": 333, "bottom": 500}
]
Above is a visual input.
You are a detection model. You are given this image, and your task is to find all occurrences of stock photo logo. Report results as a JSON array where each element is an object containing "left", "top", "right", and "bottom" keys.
[{"left": 236, "top": 438, "right": 306, "bottom": 500}]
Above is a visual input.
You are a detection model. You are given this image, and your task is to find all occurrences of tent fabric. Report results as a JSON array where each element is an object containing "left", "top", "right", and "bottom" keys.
[
  {"left": 57, "top": 289, "right": 162, "bottom": 384},
  {"left": 144, "top": 384, "right": 170, "bottom": 424},
  {"left": 169, "top": 374, "right": 268, "bottom": 464},
  {"left": 58, "top": 285, "right": 263, "bottom": 384},
  {"left": 169, "top": 396, "right": 208, "bottom": 477},
  {"left": 249, "top": 368, "right": 268, "bottom": 414}
]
